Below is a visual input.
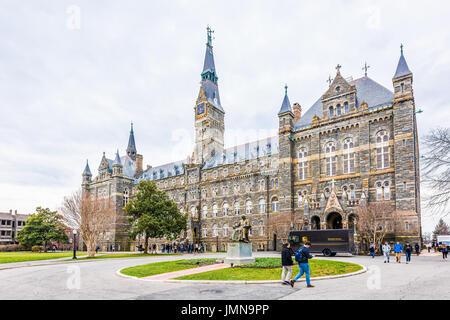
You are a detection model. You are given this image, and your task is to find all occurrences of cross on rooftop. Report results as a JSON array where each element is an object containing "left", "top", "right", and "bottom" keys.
[
  {"left": 362, "top": 62, "right": 370, "bottom": 77},
  {"left": 206, "top": 25, "right": 214, "bottom": 47},
  {"left": 336, "top": 64, "right": 342, "bottom": 73}
]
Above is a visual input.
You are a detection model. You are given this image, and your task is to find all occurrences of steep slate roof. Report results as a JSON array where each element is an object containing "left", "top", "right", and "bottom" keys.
[
  {"left": 202, "top": 44, "right": 216, "bottom": 75},
  {"left": 135, "top": 159, "right": 186, "bottom": 183},
  {"left": 294, "top": 76, "right": 394, "bottom": 130},
  {"left": 126, "top": 123, "right": 137, "bottom": 156},
  {"left": 113, "top": 150, "right": 122, "bottom": 166},
  {"left": 278, "top": 90, "right": 293, "bottom": 115},
  {"left": 83, "top": 160, "right": 92, "bottom": 176},
  {"left": 105, "top": 154, "right": 136, "bottom": 178},
  {"left": 202, "top": 136, "right": 278, "bottom": 170},
  {"left": 393, "top": 51, "right": 412, "bottom": 79}
]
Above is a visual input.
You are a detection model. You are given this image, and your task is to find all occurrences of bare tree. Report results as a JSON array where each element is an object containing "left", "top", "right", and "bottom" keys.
[
  {"left": 60, "top": 189, "right": 115, "bottom": 257},
  {"left": 422, "top": 127, "right": 450, "bottom": 217},
  {"left": 356, "top": 202, "right": 399, "bottom": 249},
  {"left": 265, "top": 211, "right": 292, "bottom": 244}
]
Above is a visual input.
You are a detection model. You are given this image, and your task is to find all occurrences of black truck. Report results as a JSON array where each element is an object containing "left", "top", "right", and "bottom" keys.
[{"left": 288, "top": 229, "right": 355, "bottom": 257}]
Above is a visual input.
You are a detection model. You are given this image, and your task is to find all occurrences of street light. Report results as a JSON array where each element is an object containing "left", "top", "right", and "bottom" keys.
[
  {"left": 353, "top": 218, "right": 357, "bottom": 237},
  {"left": 72, "top": 229, "right": 77, "bottom": 259}
]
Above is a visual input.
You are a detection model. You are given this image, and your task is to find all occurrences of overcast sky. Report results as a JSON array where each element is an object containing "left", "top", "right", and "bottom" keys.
[{"left": 0, "top": 0, "right": 449, "bottom": 233}]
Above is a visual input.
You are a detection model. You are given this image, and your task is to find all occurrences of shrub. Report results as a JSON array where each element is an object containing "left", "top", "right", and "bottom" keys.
[
  {"left": 31, "top": 245, "right": 43, "bottom": 252},
  {"left": 0, "top": 244, "right": 26, "bottom": 252}
]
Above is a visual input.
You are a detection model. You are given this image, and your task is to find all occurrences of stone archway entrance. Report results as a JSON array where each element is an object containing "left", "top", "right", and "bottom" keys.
[
  {"left": 311, "top": 216, "right": 321, "bottom": 230},
  {"left": 327, "top": 212, "right": 343, "bottom": 229}
]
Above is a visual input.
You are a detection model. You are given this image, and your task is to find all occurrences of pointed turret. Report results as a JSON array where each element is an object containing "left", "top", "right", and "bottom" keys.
[
  {"left": 126, "top": 122, "right": 137, "bottom": 161},
  {"left": 82, "top": 159, "right": 92, "bottom": 176},
  {"left": 82, "top": 159, "right": 92, "bottom": 186},
  {"left": 112, "top": 150, "right": 123, "bottom": 177},
  {"left": 393, "top": 44, "right": 412, "bottom": 79},
  {"left": 278, "top": 84, "right": 293, "bottom": 115}
]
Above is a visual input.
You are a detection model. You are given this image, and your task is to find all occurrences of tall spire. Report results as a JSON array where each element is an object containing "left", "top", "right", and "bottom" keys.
[
  {"left": 113, "top": 150, "right": 122, "bottom": 166},
  {"left": 126, "top": 122, "right": 137, "bottom": 160},
  {"left": 199, "top": 26, "right": 223, "bottom": 112},
  {"left": 278, "top": 84, "right": 293, "bottom": 115},
  {"left": 82, "top": 159, "right": 92, "bottom": 176},
  {"left": 393, "top": 44, "right": 412, "bottom": 79}
]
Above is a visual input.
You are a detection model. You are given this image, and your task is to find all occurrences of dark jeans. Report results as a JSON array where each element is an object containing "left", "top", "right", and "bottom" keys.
[
  {"left": 293, "top": 263, "right": 311, "bottom": 285},
  {"left": 405, "top": 252, "right": 411, "bottom": 262}
]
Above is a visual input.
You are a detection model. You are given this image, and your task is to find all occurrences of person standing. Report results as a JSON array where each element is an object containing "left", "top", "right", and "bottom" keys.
[
  {"left": 404, "top": 242, "right": 412, "bottom": 264},
  {"left": 414, "top": 243, "right": 420, "bottom": 256},
  {"left": 442, "top": 244, "right": 448, "bottom": 260},
  {"left": 369, "top": 243, "right": 376, "bottom": 259},
  {"left": 281, "top": 242, "right": 294, "bottom": 287},
  {"left": 382, "top": 242, "right": 391, "bottom": 263},
  {"left": 291, "top": 241, "right": 314, "bottom": 288},
  {"left": 394, "top": 241, "right": 403, "bottom": 263}
]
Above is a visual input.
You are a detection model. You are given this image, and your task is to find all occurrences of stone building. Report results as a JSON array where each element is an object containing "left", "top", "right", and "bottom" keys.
[
  {"left": 0, "top": 210, "right": 27, "bottom": 245},
  {"left": 82, "top": 28, "right": 422, "bottom": 251}
]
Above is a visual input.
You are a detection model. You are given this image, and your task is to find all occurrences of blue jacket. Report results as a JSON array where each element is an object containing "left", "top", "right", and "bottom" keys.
[
  {"left": 297, "top": 246, "right": 313, "bottom": 263},
  {"left": 394, "top": 243, "right": 403, "bottom": 253}
]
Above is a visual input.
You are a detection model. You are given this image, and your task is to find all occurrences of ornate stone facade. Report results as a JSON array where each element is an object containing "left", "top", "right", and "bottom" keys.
[{"left": 81, "top": 30, "right": 422, "bottom": 251}]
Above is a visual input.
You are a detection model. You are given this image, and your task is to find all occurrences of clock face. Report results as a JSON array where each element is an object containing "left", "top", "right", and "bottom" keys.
[{"left": 197, "top": 103, "right": 205, "bottom": 115}]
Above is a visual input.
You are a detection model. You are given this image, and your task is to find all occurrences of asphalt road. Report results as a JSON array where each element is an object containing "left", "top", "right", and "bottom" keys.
[{"left": 0, "top": 252, "right": 448, "bottom": 300}]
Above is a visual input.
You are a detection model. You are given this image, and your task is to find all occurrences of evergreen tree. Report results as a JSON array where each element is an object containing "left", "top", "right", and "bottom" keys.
[
  {"left": 433, "top": 218, "right": 450, "bottom": 236},
  {"left": 124, "top": 180, "right": 187, "bottom": 253}
]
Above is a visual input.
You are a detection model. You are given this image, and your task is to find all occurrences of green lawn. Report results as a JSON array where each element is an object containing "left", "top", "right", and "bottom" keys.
[
  {"left": 120, "top": 257, "right": 362, "bottom": 280},
  {"left": 120, "top": 258, "right": 218, "bottom": 278},
  {"left": 0, "top": 251, "right": 88, "bottom": 264}
]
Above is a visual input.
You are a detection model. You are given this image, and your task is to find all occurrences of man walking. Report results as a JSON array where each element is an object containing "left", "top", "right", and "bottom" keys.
[
  {"left": 382, "top": 242, "right": 391, "bottom": 263},
  {"left": 414, "top": 243, "right": 420, "bottom": 256},
  {"left": 394, "top": 241, "right": 403, "bottom": 263},
  {"left": 369, "top": 243, "right": 376, "bottom": 259},
  {"left": 404, "top": 242, "right": 412, "bottom": 264},
  {"left": 281, "top": 242, "right": 294, "bottom": 287},
  {"left": 291, "top": 241, "right": 314, "bottom": 288}
]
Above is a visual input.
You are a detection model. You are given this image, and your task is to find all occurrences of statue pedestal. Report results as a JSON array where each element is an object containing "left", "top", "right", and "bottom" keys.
[{"left": 224, "top": 242, "right": 255, "bottom": 265}]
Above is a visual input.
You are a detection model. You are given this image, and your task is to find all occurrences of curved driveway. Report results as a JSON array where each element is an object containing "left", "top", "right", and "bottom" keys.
[{"left": 0, "top": 252, "right": 447, "bottom": 300}]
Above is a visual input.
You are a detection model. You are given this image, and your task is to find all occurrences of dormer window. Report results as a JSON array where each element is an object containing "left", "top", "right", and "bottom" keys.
[
  {"left": 337, "top": 104, "right": 342, "bottom": 116},
  {"left": 401, "top": 83, "right": 405, "bottom": 93},
  {"left": 344, "top": 102, "right": 349, "bottom": 114},
  {"left": 329, "top": 106, "right": 334, "bottom": 117},
  {"left": 336, "top": 86, "right": 341, "bottom": 93}
]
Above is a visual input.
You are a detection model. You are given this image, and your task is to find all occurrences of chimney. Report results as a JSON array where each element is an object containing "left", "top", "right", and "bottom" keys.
[{"left": 293, "top": 103, "right": 302, "bottom": 123}]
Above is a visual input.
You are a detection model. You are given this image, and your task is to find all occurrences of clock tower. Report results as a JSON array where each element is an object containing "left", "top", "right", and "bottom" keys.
[{"left": 193, "top": 26, "right": 225, "bottom": 164}]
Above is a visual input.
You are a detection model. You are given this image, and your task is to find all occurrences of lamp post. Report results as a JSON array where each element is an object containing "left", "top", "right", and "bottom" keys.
[
  {"left": 72, "top": 229, "right": 77, "bottom": 259},
  {"left": 353, "top": 218, "right": 357, "bottom": 237}
]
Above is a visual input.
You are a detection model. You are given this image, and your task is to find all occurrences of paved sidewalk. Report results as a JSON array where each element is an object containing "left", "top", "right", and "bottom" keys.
[{"left": 142, "top": 263, "right": 229, "bottom": 280}]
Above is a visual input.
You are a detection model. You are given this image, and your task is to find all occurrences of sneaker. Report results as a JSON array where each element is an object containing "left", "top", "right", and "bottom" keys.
[
  {"left": 307, "top": 284, "right": 315, "bottom": 288},
  {"left": 290, "top": 280, "right": 295, "bottom": 287},
  {"left": 282, "top": 281, "right": 288, "bottom": 285}
]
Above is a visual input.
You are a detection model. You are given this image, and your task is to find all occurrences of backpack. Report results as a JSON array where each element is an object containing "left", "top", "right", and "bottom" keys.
[{"left": 295, "top": 247, "right": 307, "bottom": 263}]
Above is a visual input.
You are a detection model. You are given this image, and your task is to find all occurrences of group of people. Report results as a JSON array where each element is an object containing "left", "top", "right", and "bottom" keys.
[
  {"left": 368, "top": 241, "right": 420, "bottom": 264},
  {"left": 281, "top": 241, "right": 315, "bottom": 288},
  {"left": 155, "top": 242, "right": 205, "bottom": 254}
]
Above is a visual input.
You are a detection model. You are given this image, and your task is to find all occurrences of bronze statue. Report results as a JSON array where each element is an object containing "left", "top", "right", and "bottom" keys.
[{"left": 231, "top": 215, "right": 252, "bottom": 243}]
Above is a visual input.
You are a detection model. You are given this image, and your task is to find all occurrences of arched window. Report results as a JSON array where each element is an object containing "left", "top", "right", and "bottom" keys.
[
  {"left": 298, "top": 192, "right": 304, "bottom": 207},
  {"left": 259, "top": 220, "right": 264, "bottom": 236},
  {"left": 401, "top": 83, "right": 405, "bottom": 93},
  {"left": 376, "top": 182, "right": 383, "bottom": 200},
  {"left": 384, "top": 181, "right": 391, "bottom": 200},
  {"left": 298, "top": 148, "right": 308, "bottom": 180},
  {"left": 212, "top": 225, "right": 219, "bottom": 237},
  {"left": 122, "top": 189, "right": 129, "bottom": 207},
  {"left": 344, "top": 102, "right": 349, "bottom": 114},
  {"left": 376, "top": 131, "right": 390, "bottom": 169},
  {"left": 245, "top": 200, "right": 252, "bottom": 214},
  {"left": 259, "top": 180, "right": 265, "bottom": 191},
  {"left": 223, "top": 224, "right": 229, "bottom": 237},
  {"left": 271, "top": 197, "right": 279, "bottom": 212},
  {"left": 336, "top": 104, "right": 341, "bottom": 116},
  {"left": 222, "top": 202, "right": 229, "bottom": 216},
  {"left": 202, "top": 228, "right": 208, "bottom": 238},
  {"left": 325, "top": 142, "right": 337, "bottom": 176},
  {"left": 343, "top": 138, "right": 355, "bottom": 174},
  {"left": 234, "top": 202, "right": 240, "bottom": 215},
  {"left": 324, "top": 187, "right": 330, "bottom": 198},
  {"left": 212, "top": 203, "right": 218, "bottom": 217},
  {"left": 329, "top": 106, "right": 334, "bottom": 117},
  {"left": 190, "top": 206, "right": 196, "bottom": 218},
  {"left": 259, "top": 198, "right": 266, "bottom": 213},
  {"left": 349, "top": 185, "right": 356, "bottom": 199},
  {"left": 202, "top": 205, "right": 208, "bottom": 218}
]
